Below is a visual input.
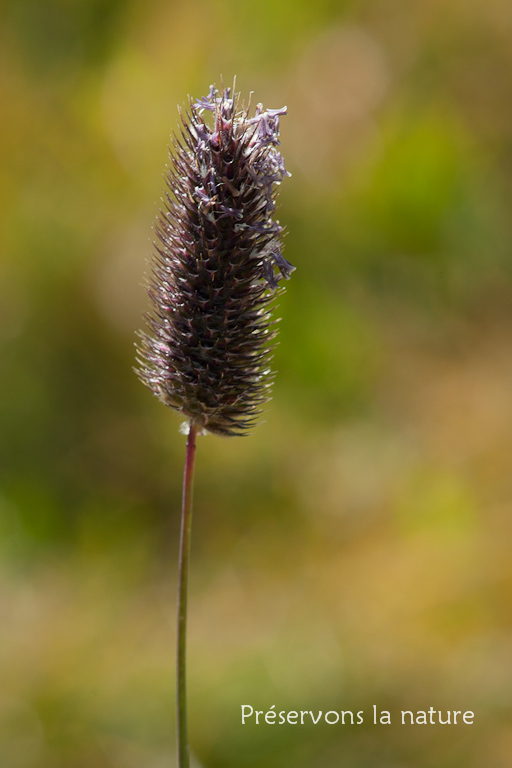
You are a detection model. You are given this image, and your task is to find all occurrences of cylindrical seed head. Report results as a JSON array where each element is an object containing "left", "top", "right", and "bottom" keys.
[{"left": 136, "top": 84, "right": 294, "bottom": 436}]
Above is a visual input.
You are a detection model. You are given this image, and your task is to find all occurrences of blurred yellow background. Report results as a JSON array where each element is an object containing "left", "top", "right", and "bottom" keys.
[{"left": 1, "top": 0, "right": 512, "bottom": 766}]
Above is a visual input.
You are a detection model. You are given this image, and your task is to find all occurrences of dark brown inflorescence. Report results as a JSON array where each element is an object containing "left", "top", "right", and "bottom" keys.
[{"left": 136, "top": 85, "right": 294, "bottom": 436}]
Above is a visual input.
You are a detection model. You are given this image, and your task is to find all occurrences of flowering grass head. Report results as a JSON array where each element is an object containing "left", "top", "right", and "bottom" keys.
[{"left": 137, "top": 84, "right": 294, "bottom": 436}]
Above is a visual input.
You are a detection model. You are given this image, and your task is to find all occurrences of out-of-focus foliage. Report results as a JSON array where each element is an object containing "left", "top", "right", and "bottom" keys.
[{"left": 1, "top": 0, "right": 512, "bottom": 766}]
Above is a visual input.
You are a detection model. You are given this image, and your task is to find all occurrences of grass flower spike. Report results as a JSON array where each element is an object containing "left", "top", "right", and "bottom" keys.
[
  {"left": 136, "top": 83, "right": 293, "bottom": 768},
  {"left": 137, "top": 84, "right": 294, "bottom": 436}
]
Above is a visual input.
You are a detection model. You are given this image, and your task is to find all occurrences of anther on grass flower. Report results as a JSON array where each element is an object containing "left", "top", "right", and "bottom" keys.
[
  {"left": 136, "top": 84, "right": 294, "bottom": 436},
  {"left": 135, "top": 83, "right": 293, "bottom": 768}
]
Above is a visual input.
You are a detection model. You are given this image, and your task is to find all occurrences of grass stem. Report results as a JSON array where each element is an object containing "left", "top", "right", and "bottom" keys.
[{"left": 176, "top": 420, "right": 198, "bottom": 768}]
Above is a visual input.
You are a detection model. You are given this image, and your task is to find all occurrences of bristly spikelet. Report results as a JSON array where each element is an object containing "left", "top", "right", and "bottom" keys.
[{"left": 136, "top": 84, "right": 294, "bottom": 436}]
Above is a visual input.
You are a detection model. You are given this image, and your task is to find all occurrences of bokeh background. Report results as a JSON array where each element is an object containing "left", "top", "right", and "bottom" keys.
[{"left": 2, "top": 0, "right": 512, "bottom": 766}]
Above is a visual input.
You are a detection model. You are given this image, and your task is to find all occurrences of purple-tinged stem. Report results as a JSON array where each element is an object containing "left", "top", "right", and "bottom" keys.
[{"left": 176, "top": 420, "right": 198, "bottom": 768}]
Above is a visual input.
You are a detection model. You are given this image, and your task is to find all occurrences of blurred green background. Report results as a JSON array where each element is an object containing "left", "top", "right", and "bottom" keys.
[{"left": 1, "top": 0, "right": 512, "bottom": 766}]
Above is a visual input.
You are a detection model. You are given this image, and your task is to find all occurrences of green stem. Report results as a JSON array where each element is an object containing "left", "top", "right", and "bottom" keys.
[{"left": 176, "top": 420, "right": 198, "bottom": 768}]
